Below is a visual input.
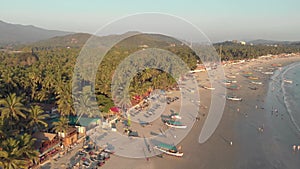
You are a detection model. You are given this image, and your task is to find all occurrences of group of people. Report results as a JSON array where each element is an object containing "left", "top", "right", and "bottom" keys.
[{"left": 292, "top": 145, "right": 300, "bottom": 151}]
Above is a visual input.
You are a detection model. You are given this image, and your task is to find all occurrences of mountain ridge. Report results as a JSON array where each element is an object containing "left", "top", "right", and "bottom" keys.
[{"left": 0, "top": 20, "right": 72, "bottom": 46}]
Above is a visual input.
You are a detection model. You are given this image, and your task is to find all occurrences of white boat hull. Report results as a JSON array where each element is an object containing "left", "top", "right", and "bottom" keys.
[
  {"left": 165, "top": 122, "right": 187, "bottom": 129},
  {"left": 154, "top": 146, "right": 184, "bottom": 157},
  {"left": 227, "top": 97, "right": 242, "bottom": 101}
]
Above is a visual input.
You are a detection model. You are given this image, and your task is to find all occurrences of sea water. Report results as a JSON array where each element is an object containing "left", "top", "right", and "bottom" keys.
[{"left": 263, "top": 62, "right": 300, "bottom": 168}]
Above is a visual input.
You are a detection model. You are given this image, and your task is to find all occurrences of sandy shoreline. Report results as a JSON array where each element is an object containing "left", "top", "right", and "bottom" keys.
[{"left": 98, "top": 55, "right": 300, "bottom": 169}]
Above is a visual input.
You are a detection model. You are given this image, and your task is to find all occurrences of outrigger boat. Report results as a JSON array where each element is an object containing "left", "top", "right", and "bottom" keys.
[
  {"left": 154, "top": 143, "right": 183, "bottom": 157},
  {"left": 165, "top": 120, "right": 187, "bottom": 129},
  {"left": 226, "top": 96, "right": 242, "bottom": 101}
]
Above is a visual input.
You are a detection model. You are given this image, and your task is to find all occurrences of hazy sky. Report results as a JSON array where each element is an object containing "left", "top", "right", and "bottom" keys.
[{"left": 1, "top": 0, "right": 299, "bottom": 42}]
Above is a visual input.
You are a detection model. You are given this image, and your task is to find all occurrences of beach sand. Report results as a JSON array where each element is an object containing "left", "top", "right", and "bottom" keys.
[{"left": 99, "top": 55, "right": 300, "bottom": 169}]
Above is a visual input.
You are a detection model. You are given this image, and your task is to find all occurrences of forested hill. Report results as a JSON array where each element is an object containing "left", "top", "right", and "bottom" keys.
[{"left": 213, "top": 41, "right": 300, "bottom": 61}]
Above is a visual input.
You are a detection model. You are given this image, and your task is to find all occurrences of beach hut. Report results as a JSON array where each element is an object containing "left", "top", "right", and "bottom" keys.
[{"left": 61, "top": 127, "right": 78, "bottom": 147}]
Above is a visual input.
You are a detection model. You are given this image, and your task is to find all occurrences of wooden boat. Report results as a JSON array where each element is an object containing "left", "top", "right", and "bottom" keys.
[
  {"left": 248, "top": 76, "right": 259, "bottom": 80},
  {"left": 202, "top": 86, "right": 215, "bottom": 90},
  {"left": 226, "top": 84, "right": 240, "bottom": 90},
  {"left": 226, "top": 96, "right": 242, "bottom": 101},
  {"left": 262, "top": 71, "right": 273, "bottom": 75},
  {"left": 226, "top": 75, "right": 236, "bottom": 79},
  {"left": 243, "top": 72, "right": 253, "bottom": 77},
  {"left": 165, "top": 120, "right": 187, "bottom": 129},
  {"left": 249, "top": 86, "right": 258, "bottom": 90},
  {"left": 284, "top": 79, "right": 293, "bottom": 84},
  {"left": 154, "top": 143, "right": 183, "bottom": 157},
  {"left": 170, "top": 113, "right": 182, "bottom": 120},
  {"left": 223, "top": 80, "right": 237, "bottom": 85},
  {"left": 251, "top": 81, "right": 263, "bottom": 85}
]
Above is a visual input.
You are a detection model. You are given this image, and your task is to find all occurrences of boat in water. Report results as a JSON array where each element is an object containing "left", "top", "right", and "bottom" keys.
[
  {"left": 154, "top": 143, "right": 183, "bottom": 157},
  {"left": 165, "top": 120, "right": 187, "bottom": 129}
]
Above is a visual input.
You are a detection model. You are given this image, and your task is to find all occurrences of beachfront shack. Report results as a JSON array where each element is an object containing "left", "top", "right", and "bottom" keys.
[
  {"left": 58, "top": 127, "right": 78, "bottom": 147},
  {"left": 32, "top": 132, "right": 61, "bottom": 164}
]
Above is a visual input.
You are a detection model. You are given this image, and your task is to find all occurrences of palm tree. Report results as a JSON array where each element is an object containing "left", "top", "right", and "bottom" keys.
[
  {"left": 0, "top": 93, "right": 27, "bottom": 122},
  {"left": 74, "top": 93, "right": 98, "bottom": 120},
  {"left": 0, "top": 118, "right": 9, "bottom": 139},
  {"left": 27, "top": 105, "right": 49, "bottom": 133},
  {"left": 0, "top": 134, "right": 38, "bottom": 169},
  {"left": 55, "top": 82, "right": 75, "bottom": 116},
  {"left": 0, "top": 138, "right": 27, "bottom": 169},
  {"left": 52, "top": 116, "right": 69, "bottom": 135},
  {"left": 18, "top": 134, "right": 39, "bottom": 163}
]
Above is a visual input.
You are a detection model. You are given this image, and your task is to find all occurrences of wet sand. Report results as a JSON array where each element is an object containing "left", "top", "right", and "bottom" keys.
[{"left": 100, "top": 55, "right": 300, "bottom": 169}]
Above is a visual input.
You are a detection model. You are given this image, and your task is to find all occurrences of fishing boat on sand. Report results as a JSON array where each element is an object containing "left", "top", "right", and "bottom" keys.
[
  {"left": 154, "top": 143, "right": 183, "bottom": 157},
  {"left": 226, "top": 75, "right": 236, "bottom": 79},
  {"left": 251, "top": 81, "right": 263, "bottom": 85},
  {"left": 248, "top": 76, "right": 259, "bottom": 80},
  {"left": 170, "top": 113, "right": 182, "bottom": 120},
  {"left": 284, "top": 79, "right": 293, "bottom": 84},
  {"left": 226, "top": 84, "right": 240, "bottom": 90},
  {"left": 262, "top": 71, "right": 274, "bottom": 75},
  {"left": 223, "top": 80, "right": 237, "bottom": 85},
  {"left": 249, "top": 86, "right": 258, "bottom": 90},
  {"left": 165, "top": 120, "right": 187, "bottom": 129},
  {"left": 226, "top": 96, "right": 242, "bottom": 101},
  {"left": 202, "top": 86, "right": 215, "bottom": 90},
  {"left": 243, "top": 72, "right": 253, "bottom": 77}
]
